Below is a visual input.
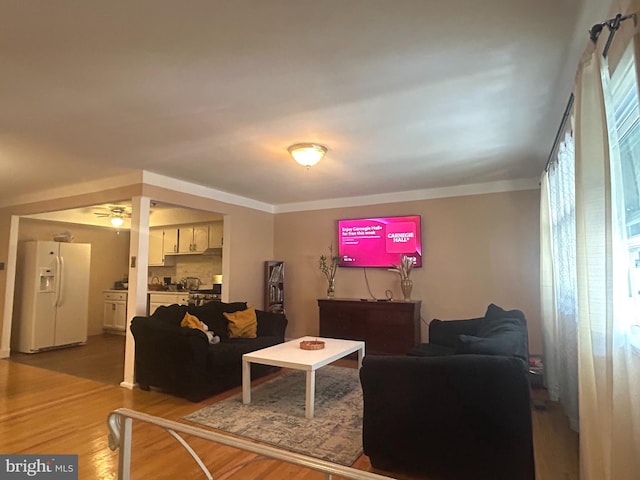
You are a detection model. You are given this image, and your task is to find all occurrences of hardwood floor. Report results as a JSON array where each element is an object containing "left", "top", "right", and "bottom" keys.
[
  {"left": 0, "top": 342, "right": 579, "bottom": 480},
  {"left": 9, "top": 333, "right": 125, "bottom": 385}
]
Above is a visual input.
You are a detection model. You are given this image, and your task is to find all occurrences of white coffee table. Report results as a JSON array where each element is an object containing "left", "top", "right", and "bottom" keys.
[{"left": 242, "top": 336, "right": 365, "bottom": 419}]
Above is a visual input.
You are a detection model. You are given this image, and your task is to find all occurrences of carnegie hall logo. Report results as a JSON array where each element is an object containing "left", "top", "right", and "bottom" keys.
[
  {"left": 0, "top": 455, "right": 77, "bottom": 479},
  {"left": 385, "top": 221, "right": 417, "bottom": 253}
]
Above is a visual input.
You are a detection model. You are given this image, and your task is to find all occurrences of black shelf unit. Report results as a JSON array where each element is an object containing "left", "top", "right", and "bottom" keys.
[{"left": 264, "top": 261, "right": 284, "bottom": 314}]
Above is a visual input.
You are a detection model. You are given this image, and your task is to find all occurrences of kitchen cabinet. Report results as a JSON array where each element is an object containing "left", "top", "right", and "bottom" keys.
[
  {"left": 178, "top": 224, "right": 209, "bottom": 253},
  {"left": 208, "top": 221, "right": 223, "bottom": 248},
  {"left": 163, "top": 228, "right": 179, "bottom": 254},
  {"left": 148, "top": 292, "right": 189, "bottom": 316},
  {"left": 103, "top": 291, "right": 127, "bottom": 333},
  {"left": 149, "top": 228, "right": 165, "bottom": 266}
]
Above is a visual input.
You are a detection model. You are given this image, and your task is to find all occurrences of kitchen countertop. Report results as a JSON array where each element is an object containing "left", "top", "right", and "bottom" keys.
[
  {"left": 148, "top": 291, "right": 188, "bottom": 295},
  {"left": 104, "top": 289, "right": 193, "bottom": 295}
]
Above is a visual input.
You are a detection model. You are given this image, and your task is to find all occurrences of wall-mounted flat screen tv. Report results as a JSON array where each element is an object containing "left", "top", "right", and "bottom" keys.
[{"left": 337, "top": 215, "right": 422, "bottom": 268}]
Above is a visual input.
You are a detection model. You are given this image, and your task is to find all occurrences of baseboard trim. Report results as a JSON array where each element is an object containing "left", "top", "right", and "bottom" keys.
[
  {"left": 0, "top": 348, "right": 9, "bottom": 359},
  {"left": 120, "top": 381, "right": 137, "bottom": 390}
]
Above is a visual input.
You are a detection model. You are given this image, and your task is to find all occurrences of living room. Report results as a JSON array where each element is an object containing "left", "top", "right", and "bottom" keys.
[
  {"left": 1, "top": 0, "right": 636, "bottom": 479},
  {"left": 0, "top": 163, "right": 546, "bottom": 479}
]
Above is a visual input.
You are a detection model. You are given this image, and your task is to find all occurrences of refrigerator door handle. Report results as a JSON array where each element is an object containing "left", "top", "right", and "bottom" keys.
[
  {"left": 54, "top": 255, "right": 61, "bottom": 307},
  {"left": 57, "top": 255, "right": 65, "bottom": 307}
]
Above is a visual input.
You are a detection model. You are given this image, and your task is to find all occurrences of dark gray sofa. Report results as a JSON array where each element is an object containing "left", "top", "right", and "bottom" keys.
[
  {"left": 130, "top": 301, "right": 287, "bottom": 402},
  {"left": 359, "top": 304, "right": 534, "bottom": 480}
]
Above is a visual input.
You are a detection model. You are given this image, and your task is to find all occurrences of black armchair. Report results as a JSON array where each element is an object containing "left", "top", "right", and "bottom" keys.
[{"left": 359, "top": 304, "right": 535, "bottom": 479}]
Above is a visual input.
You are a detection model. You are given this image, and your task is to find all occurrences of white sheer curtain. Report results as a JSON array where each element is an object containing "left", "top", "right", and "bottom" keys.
[
  {"left": 540, "top": 133, "right": 579, "bottom": 431},
  {"left": 574, "top": 42, "right": 640, "bottom": 480}
]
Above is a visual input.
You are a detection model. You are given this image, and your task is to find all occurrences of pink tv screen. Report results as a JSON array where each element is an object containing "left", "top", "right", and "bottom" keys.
[{"left": 338, "top": 215, "right": 422, "bottom": 268}]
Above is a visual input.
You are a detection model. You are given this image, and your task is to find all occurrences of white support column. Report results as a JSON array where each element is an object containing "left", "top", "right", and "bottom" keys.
[
  {"left": 221, "top": 214, "right": 231, "bottom": 302},
  {"left": 0, "top": 215, "right": 20, "bottom": 358},
  {"left": 121, "top": 196, "right": 151, "bottom": 389}
]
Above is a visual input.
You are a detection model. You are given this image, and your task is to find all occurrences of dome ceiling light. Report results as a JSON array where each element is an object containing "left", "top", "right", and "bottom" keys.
[
  {"left": 287, "top": 143, "right": 327, "bottom": 168},
  {"left": 110, "top": 216, "right": 125, "bottom": 227}
]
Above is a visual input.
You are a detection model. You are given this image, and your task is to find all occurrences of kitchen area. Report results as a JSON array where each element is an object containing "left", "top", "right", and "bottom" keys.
[
  {"left": 9, "top": 202, "right": 225, "bottom": 384},
  {"left": 13, "top": 202, "right": 226, "bottom": 341},
  {"left": 103, "top": 220, "right": 225, "bottom": 333}
]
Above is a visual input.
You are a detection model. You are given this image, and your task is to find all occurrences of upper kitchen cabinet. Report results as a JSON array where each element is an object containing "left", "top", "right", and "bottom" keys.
[
  {"left": 149, "top": 228, "right": 164, "bottom": 266},
  {"left": 149, "top": 228, "right": 177, "bottom": 266},
  {"left": 208, "top": 221, "right": 223, "bottom": 248},
  {"left": 163, "top": 228, "right": 179, "bottom": 254},
  {"left": 178, "top": 224, "right": 209, "bottom": 253}
]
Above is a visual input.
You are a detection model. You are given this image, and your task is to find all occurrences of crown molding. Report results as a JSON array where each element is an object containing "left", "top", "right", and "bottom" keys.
[
  {"left": 1, "top": 171, "right": 539, "bottom": 214},
  {"left": 274, "top": 178, "right": 540, "bottom": 213},
  {"left": 142, "top": 171, "right": 275, "bottom": 213},
  {"left": 0, "top": 172, "right": 144, "bottom": 209}
]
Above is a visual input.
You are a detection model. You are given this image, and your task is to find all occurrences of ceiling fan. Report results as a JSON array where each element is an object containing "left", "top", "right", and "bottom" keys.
[{"left": 94, "top": 206, "right": 131, "bottom": 227}]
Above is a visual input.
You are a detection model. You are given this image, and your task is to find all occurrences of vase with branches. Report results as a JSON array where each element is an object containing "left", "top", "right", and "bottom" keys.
[
  {"left": 319, "top": 245, "right": 339, "bottom": 297},
  {"left": 388, "top": 255, "right": 414, "bottom": 300}
]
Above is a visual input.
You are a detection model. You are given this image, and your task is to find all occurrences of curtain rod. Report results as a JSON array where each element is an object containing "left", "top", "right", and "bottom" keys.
[
  {"left": 545, "top": 13, "right": 636, "bottom": 172},
  {"left": 589, "top": 12, "right": 636, "bottom": 57},
  {"left": 545, "top": 93, "right": 574, "bottom": 172}
]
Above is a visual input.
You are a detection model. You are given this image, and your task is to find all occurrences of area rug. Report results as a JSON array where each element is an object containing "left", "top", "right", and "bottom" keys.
[{"left": 183, "top": 366, "right": 363, "bottom": 466}]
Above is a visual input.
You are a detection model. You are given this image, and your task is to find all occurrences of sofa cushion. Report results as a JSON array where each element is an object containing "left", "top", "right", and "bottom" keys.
[
  {"left": 152, "top": 304, "right": 189, "bottom": 326},
  {"left": 483, "top": 303, "right": 526, "bottom": 326},
  {"left": 188, "top": 301, "right": 248, "bottom": 339},
  {"left": 256, "top": 310, "right": 288, "bottom": 337},
  {"left": 457, "top": 315, "right": 528, "bottom": 360},
  {"left": 225, "top": 307, "right": 258, "bottom": 338}
]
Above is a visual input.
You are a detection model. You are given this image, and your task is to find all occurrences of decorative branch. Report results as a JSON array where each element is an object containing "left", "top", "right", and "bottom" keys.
[
  {"left": 388, "top": 255, "right": 414, "bottom": 280},
  {"left": 319, "top": 245, "right": 339, "bottom": 282}
]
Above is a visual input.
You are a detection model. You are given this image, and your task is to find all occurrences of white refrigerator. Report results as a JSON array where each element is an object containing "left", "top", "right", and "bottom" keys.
[{"left": 12, "top": 240, "right": 91, "bottom": 353}]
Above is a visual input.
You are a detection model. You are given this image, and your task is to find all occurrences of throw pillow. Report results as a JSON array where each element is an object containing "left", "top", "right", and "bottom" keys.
[
  {"left": 477, "top": 316, "right": 524, "bottom": 338},
  {"left": 484, "top": 303, "right": 525, "bottom": 324},
  {"left": 180, "top": 312, "right": 220, "bottom": 344},
  {"left": 456, "top": 332, "right": 523, "bottom": 357},
  {"left": 224, "top": 306, "right": 258, "bottom": 338},
  {"left": 189, "top": 301, "right": 248, "bottom": 339},
  {"left": 180, "top": 312, "right": 206, "bottom": 333}
]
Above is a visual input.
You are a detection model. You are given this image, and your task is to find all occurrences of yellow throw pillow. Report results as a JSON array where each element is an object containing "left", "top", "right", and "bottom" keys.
[
  {"left": 180, "top": 312, "right": 206, "bottom": 334},
  {"left": 224, "top": 307, "right": 257, "bottom": 338}
]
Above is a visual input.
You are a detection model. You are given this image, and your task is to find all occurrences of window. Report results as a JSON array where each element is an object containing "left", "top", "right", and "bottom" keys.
[{"left": 606, "top": 44, "right": 640, "bottom": 345}]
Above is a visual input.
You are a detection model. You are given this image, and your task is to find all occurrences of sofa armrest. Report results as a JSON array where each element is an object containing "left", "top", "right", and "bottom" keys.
[
  {"left": 428, "top": 316, "right": 484, "bottom": 347},
  {"left": 359, "top": 354, "right": 534, "bottom": 479},
  {"left": 255, "top": 310, "right": 288, "bottom": 339},
  {"left": 130, "top": 316, "right": 210, "bottom": 400}
]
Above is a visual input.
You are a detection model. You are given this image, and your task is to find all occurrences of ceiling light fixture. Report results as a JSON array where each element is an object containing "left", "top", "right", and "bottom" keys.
[
  {"left": 110, "top": 216, "right": 124, "bottom": 228},
  {"left": 288, "top": 143, "right": 327, "bottom": 167}
]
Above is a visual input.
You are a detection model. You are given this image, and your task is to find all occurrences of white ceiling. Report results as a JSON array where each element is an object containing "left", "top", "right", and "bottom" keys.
[{"left": 0, "top": 1, "right": 611, "bottom": 208}]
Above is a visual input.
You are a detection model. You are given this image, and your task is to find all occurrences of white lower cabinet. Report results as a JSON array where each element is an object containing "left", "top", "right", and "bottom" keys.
[
  {"left": 103, "top": 291, "right": 127, "bottom": 333},
  {"left": 148, "top": 293, "right": 189, "bottom": 316}
]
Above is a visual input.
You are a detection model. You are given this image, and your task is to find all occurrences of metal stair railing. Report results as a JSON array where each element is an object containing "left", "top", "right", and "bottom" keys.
[{"left": 107, "top": 407, "right": 396, "bottom": 480}]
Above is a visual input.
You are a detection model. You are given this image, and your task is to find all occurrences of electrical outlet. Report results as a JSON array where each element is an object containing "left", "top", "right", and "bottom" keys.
[
  {"left": 130, "top": 256, "right": 136, "bottom": 268},
  {"left": 0, "top": 262, "right": 4, "bottom": 270}
]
